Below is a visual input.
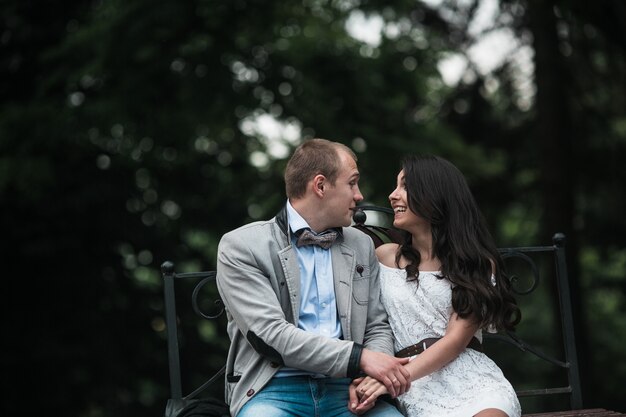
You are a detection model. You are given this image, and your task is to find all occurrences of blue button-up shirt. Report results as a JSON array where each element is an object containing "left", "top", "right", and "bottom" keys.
[{"left": 274, "top": 201, "right": 343, "bottom": 377}]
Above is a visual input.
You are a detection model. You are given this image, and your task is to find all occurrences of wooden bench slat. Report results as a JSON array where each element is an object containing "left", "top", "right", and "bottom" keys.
[{"left": 523, "top": 409, "right": 626, "bottom": 417}]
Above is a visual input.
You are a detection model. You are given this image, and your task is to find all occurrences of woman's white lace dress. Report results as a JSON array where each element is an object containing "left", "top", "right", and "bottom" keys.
[{"left": 379, "top": 263, "right": 521, "bottom": 417}]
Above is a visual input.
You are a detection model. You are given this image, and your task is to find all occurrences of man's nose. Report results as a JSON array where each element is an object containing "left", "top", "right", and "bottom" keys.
[{"left": 355, "top": 187, "right": 364, "bottom": 202}]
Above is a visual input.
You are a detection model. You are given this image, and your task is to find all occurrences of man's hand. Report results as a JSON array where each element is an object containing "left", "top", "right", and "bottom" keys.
[{"left": 359, "top": 349, "right": 411, "bottom": 398}]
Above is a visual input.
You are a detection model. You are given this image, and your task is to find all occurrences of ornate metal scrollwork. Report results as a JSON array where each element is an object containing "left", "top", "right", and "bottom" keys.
[
  {"left": 499, "top": 250, "right": 540, "bottom": 295},
  {"left": 190, "top": 272, "right": 224, "bottom": 320}
]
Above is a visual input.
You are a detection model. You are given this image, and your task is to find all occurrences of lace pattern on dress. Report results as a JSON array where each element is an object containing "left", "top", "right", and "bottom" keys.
[{"left": 379, "top": 264, "right": 521, "bottom": 417}]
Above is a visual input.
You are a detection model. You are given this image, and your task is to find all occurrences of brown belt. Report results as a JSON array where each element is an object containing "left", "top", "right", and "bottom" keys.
[{"left": 395, "top": 336, "right": 483, "bottom": 358}]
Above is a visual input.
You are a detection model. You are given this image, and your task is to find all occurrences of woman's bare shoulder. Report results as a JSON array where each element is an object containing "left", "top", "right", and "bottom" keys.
[{"left": 375, "top": 243, "right": 401, "bottom": 267}]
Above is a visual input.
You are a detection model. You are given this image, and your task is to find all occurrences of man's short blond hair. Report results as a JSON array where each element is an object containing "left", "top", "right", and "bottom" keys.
[{"left": 284, "top": 138, "right": 357, "bottom": 199}]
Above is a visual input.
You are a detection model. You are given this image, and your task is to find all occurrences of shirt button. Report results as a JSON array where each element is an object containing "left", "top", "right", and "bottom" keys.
[
  {"left": 247, "top": 389, "right": 255, "bottom": 397},
  {"left": 321, "top": 302, "right": 327, "bottom": 308},
  {"left": 270, "top": 362, "right": 279, "bottom": 368}
]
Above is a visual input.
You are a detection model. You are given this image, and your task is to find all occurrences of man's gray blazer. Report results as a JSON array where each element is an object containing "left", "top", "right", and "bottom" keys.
[{"left": 216, "top": 205, "right": 395, "bottom": 416}]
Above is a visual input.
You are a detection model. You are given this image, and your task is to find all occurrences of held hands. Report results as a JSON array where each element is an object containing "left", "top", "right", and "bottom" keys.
[
  {"left": 358, "top": 348, "right": 411, "bottom": 398},
  {"left": 348, "top": 377, "right": 388, "bottom": 415},
  {"left": 347, "top": 349, "right": 410, "bottom": 414}
]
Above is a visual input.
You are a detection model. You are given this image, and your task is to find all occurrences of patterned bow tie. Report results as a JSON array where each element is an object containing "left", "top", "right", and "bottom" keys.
[{"left": 296, "top": 229, "right": 338, "bottom": 249}]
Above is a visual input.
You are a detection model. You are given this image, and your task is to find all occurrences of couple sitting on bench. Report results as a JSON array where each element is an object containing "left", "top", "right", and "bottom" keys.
[{"left": 216, "top": 138, "right": 521, "bottom": 417}]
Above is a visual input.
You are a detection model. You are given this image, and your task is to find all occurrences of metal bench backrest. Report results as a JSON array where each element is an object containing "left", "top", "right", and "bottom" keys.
[
  {"left": 160, "top": 265, "right": 225, "bottom": 417},
  {"left": 494, "top": 235, "right": 582, "bottom": 410}
]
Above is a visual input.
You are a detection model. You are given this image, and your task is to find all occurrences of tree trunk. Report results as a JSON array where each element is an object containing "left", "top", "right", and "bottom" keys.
[{"left": 527, "top": 0, "right": 588, "bottom": 404}]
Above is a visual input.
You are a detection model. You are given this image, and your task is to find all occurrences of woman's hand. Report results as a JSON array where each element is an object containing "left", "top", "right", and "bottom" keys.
[
  {"left": 349, "top": 376, "right": 389, "bottom": 414},
  {"left": 349, "top": 377, "right": 371, "bottom": 415}
]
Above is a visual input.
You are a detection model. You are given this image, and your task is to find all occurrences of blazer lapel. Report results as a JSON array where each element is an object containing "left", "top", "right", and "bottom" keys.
[
  {"left": 278, "top": 245, "right": 300, "bottom": 324},
  {"left": 332, "top": 242, "right": 355, "bottom": 340}
]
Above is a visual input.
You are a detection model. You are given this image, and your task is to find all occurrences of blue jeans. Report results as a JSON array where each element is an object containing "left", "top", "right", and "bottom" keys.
[{"left": 237, "top": 376, "right": 401, "bottom": 417}]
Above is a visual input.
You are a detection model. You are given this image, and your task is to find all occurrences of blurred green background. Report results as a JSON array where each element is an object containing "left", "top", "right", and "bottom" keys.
[{"left": 3, "top": 0, "right": 625, "bottom": 416}]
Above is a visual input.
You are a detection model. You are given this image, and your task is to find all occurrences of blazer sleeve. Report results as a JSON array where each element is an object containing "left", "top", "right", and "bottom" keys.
[{"left": 216, "top": 228, "right": 360, "bottom": 378}]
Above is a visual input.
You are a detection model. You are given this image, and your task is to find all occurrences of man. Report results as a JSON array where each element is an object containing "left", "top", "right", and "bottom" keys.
[{"left": 216, "top": 139, "right": 410, "bottom": 416}]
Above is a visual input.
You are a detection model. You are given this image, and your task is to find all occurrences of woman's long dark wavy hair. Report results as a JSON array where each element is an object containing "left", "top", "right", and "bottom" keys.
[{"left": 396, "top": 155, "right": 521, "bottom": 331}]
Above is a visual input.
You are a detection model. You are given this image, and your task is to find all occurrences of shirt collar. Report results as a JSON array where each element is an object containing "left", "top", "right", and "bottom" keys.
[
  {"left": 286, "top": 200, "right": 344, "bottom": 238},
  {"left": 286, "top": 200, "right": 311, "bottom": 236}
]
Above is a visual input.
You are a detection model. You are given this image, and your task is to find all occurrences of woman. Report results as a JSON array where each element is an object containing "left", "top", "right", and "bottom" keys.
[{"left": 352, "top": 155, "right": 521, "bottom": 417}]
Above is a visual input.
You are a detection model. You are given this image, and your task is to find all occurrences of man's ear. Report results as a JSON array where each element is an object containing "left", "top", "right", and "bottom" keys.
[{"left": 312, "top": 175, "right": 325, "bottom": 197}]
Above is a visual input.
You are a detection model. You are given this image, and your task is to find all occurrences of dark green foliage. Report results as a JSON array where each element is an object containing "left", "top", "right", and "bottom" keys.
[{"left": 2, "top": 0, "right": 625, "bottom": 415}]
